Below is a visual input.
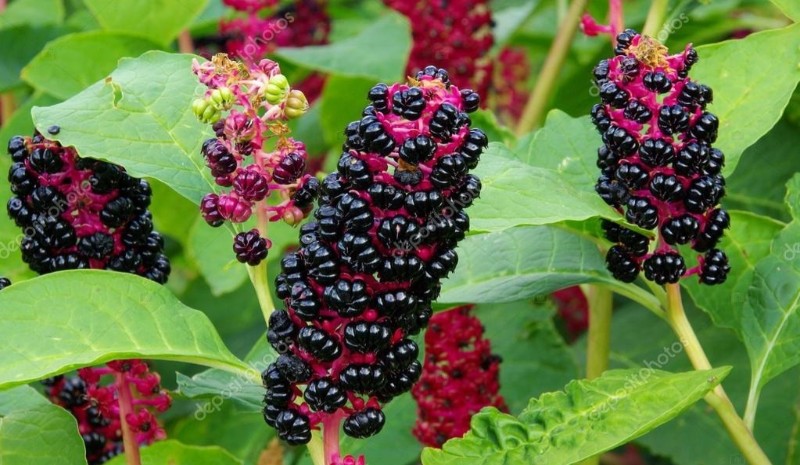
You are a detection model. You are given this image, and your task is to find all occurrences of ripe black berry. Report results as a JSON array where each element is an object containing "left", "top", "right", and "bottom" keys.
[
  {"left": 643, "top": 253, "right": 686, "bottom": 284},
  {"left": 233, "top": 229, "right": 268, "bottom": 265},
  {"left": 699, "top": 249, "right": 730, "bottom": 285},
  {"left": 606, "top": 245, "right": 639, "bottom": 282},
  {"left": 343, "top": 408, "right": 385, "bottom": 438},
  {"left": 304, "top": 377, "right": 347, "bottom": 413}
]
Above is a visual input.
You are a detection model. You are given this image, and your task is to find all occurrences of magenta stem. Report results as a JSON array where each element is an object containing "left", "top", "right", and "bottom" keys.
[
  {"left": 115, "top": 372, "right": 142, "bottom": 465},
  {"left": 609, "top": 0, "right": 624, "bottom": 46},
  {"left": 322, "top": 410, "right": 346, "bottom": 465}
]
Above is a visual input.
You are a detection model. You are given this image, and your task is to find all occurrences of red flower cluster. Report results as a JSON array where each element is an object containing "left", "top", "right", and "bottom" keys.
[
  {"left": 493, "top": 47, "right": 532, "bottom": 124},
  {"left": 385, "top": 0, "right": 494, "bottom": 101},
  {"left": 412, "top": 305, "right": 506, "bottom": 447},
  {"left": 552, "top": 286, "right": 589, "bottom": 342},
  {"left": 44, "top": 360, "right": 170, "bottom": 464}
]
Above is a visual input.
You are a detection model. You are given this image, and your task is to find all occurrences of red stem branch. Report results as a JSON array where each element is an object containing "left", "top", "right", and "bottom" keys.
[
  {"left": 609, "top": 0, "right": 624, "bottom": 46},
  {"left": 115, "top": 372, "right": 142, "bottom": 465},
  {"left": 322, "top": 410, "right": 346, "bottom": 464}
]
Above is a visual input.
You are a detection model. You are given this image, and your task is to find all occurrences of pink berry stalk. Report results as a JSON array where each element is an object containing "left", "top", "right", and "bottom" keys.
[{"left": 43, "top": 360, "right": 171, "bottom": 465}]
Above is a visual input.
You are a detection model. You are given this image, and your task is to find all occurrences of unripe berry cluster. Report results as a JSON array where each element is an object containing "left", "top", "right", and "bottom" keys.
[
  {"left": 6, "top": 132, "right": 170, "bottom": 282},
  {"left": 385, "top": 0, "right": 494, "bottom": 101},
  {"left": 261, "top": 67, "right": 487, "bottom": 446},
  {"left": 192, "top": 55, "right": 316, "bottom": 266},
  {"left": 591, "top": 30, "right": 730, "bottom": 285},
  {"left": 43, "top": 360, "right": 171, "bottom": 465},
  {"left": 412, "top": 305, "right": 506, "bottom": 447}
]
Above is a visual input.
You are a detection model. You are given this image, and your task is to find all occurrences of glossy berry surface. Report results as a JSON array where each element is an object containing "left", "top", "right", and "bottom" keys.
[
  {"left": 6, "top": 133, "right": 170, "bottom": 282},
  {"left": 592, "top": 31, "right": 730, "bottom": 285},
  {"left": 261, "top": 69, "right": 486, "bottom": 444}
]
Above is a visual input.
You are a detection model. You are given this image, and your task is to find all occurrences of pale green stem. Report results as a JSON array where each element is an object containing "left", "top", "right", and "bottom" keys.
[
  {"left": 641, "top": 0, "right": 670, "bottom": 37},
  {"left": 744, "top": 383, "right": 761, "bottom": 431},
  {"left": 579, "top": 284, "right": 614, "bottom": 465},
  {"left": 665, "top": 284, "right": 772, "bottom": 465},
  {"left": 515, "top": 0, "right": 590, "bottom": 134},
  {"left": 307, "top": 432, "right": 325, "bottom": 465}
]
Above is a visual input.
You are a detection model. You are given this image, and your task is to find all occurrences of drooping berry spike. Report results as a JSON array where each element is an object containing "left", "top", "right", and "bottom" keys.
[
  {"left": 384, "top": 0, "right": 494, "bottom": 102},
  {"left": 261, "top": 68, "right": 488, "bottom": 449},
  {"left": 591, "top": 30, "right": 730, "bottom": 285},
  {"left": 412, "top": 305, "right": 506, "bottom": 447},
  {"left": 193, "top": 54, "right": 315, "bottom": 265},
  {"left": 44, "top": 360, "right": 171, "bottom": 465},
  {"left": 6, "top": 132, "right": 170, "bottom": 281}
]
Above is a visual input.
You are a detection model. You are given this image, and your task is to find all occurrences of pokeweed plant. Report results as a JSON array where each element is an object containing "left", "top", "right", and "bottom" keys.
[{"left": 0, "top": 1, "right": 799, "bottom": 465}]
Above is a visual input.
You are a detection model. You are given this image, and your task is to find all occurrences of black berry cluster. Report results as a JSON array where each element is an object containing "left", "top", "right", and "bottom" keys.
[
  {"left": 261, "top": 66, "right": 487, "bottom": 445},
  {"left": 591, "top": 30, "right": 730, "bottom": 285},
  {"left": 6, "top": 132, "right": 170, "bottom": 282}
]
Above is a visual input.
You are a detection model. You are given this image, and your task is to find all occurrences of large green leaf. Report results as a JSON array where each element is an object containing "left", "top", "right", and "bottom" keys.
[
  {"left": 168, "top": 402, "right": 274, "bottom": 465},
  {"left": 22, "top": 31, "right": 161, "bottom": 100},
  {"left": 469, "top": 143, "right": 615, "bottom": 233},
  {"left": 421, "top": 368, "right": 730, "bottom": 465},
  {"left": 0, "top": 0, "right": 64, "bottom": 29},
  {"left": 83, "top": 0, "right": 208, "bottom": 45},
  {"left": 439, "top": 226, "right": 614, "bottom": 303},
  {"left": 726, "top": 118, "right": 800, "bottom": 221},
  {"left": 0, "top": 386, "right": 87, "bottom": 465},
  {"left": 0, "top": 25, "right": 67, "bottom": 91},
  {"left": 0, "top": 270, "right": 251, "bottom": 389},
  {"left": 188, "top": 218, "right": 249, "bottom": 297},
  {"left": 177, "top": 338, "right": 275, "bottom": 412},
  {"left": 105, "top": 440, "right": 241, "bottom": 465},
  {"left": 478, "top": 301, "right": 580, "bottom": 414},
  {"left": 31, "top": 51, "right": 215, "bottom": 204},
  {"left": 598, "top": 300, "right": 800, "bottom": 464},
  {"left": 770, "top": 0, "right": 800, "bottom": 21},
  {"left": 320, "top": 76, "right": 375, "bottom": 147},
  {"left": 693, "top": 23, "right": 800, "bottom": 176},
  {"left": 682, "top": 210, "right": 784, "bottom": 337},
  {"left": 275, "top": 11, "right": 411, "bottom": 82},
  {"left": 741, "top": 175, "right": 800, "bottom": 413}
]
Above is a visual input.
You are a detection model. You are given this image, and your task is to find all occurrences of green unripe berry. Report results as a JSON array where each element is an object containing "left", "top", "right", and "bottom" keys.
[
  {"left": 192, "top": 98, "right": 209, "bottom": 119},
  {"left": 285, "top": 90, "right": 309, "bottom": 119},
  {"left": 210, "top": 87, "right": 234, "bottom": 110},
  {"left": 200, "top": 103, "right": 221, "bottom": 124},
  {"left": 265, "top": 74, "right": 291, "bottom": 105}
]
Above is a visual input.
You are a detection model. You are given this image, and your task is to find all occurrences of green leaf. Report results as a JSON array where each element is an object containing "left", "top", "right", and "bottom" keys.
[
  {"left": 0, "top": 270, "right": 251, "bottom": 390},
  {"left": 598, "top": 300, "right": 799, "bottom": 464},
  {"left": 0, "top": 386, "right": 87, "bottom": 465},
  {"left": 726, "top": 118, "right": 800, "bottom": 221},
  {"left": 469, "top": 109, "right": 516, "bottom": 148},
  {"left": 682, "top": 210, "right": 785, "bottom": 337},
  {"left": 770, "top": 0, "right": 800, "bottom": 22},
  {"left": 421, "top": 368, "right": 730, "bottom": 465},
  {"left": 31, "top": 51, "right": 215, "bottom": 204},
  {"left": 520, "top": 111, "right": 598, "bottom": 196},
  {"left": 320, "top": 76, "right": 375, "bottom": 146},
  {"left": 0, "top": 0, "right": 64, "bottom": 29},
  {"left": 742, "top": 175, "right": 800, "bottom": 402},
  {"left": 693, "top": 23, "right": 800, "bottom": 176},
  {"left": 22, "top": 31, "right": 161, "bottom": 100},
  {"left": 275, "top": 11, "right": 411, "bottom": 82},
  {"left": 478, "top": 301, "right": 580, "bottom": 414},
  {"left": 177, "top": 338, "right": 276, "bottom": 412},
  {"left": 168, "top": 402, "right": 274, "bottom": 465},
  {"left": 188, "top": 218, "right": 249, "bottom": 297},
  {"left": 0, "top": 25, "right": 68, "bottom": 92},
  {"left": 105, "top": 440, "right": 241, "bottom": 465},
  {"left": 84, "top": 0, "right": 209, "bottom": 45},
  {"left": 439, "top": 226, "right": 614, "bottom": 303},
  {"left": 469, "top": 143, "right": 615, "bottom": 233}
]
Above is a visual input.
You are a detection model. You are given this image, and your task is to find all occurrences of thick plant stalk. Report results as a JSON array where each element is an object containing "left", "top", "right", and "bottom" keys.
[
  {"left": 580, "top": 284, "right": 614, "bottom": 465},
  {"left": 116, "top": 372, "right": 143, "bottom": 465},
  {"left": 178, "top": 30, "right": 194, "bottom": 53},
  {"left": 248, "top": 209, "right": 275, "bottom": 325},
  {"left": 665, "top": 284, "right": 771, "bottom": 465},
  {"left": 609, "top": 0, "right": 623, "bottom": 45},
  {"left": 585, "top": 285, "right": 613, "bottom": 379},
  {"left": 641, "top": 0, "right": 670, "bottom": 37},
  {"left": 516, "top": 0, "right": 589, "bottom": 134}
]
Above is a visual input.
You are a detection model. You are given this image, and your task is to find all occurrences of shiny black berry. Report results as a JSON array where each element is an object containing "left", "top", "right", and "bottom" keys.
[
  {"left": 605, "top": 245, "right": 639, "bottom": 282},
  {"left": 343, "top": 408, "right": 385, "bottom": 438},
  {"left": 643, "top": 252, "right": 686, "bottom": 284},
  {"left": 699, "top": 249, "right": 730, "bottom": 285},
  {"left": 303, "top": 377, "right": 347, "bottom": 413}
]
